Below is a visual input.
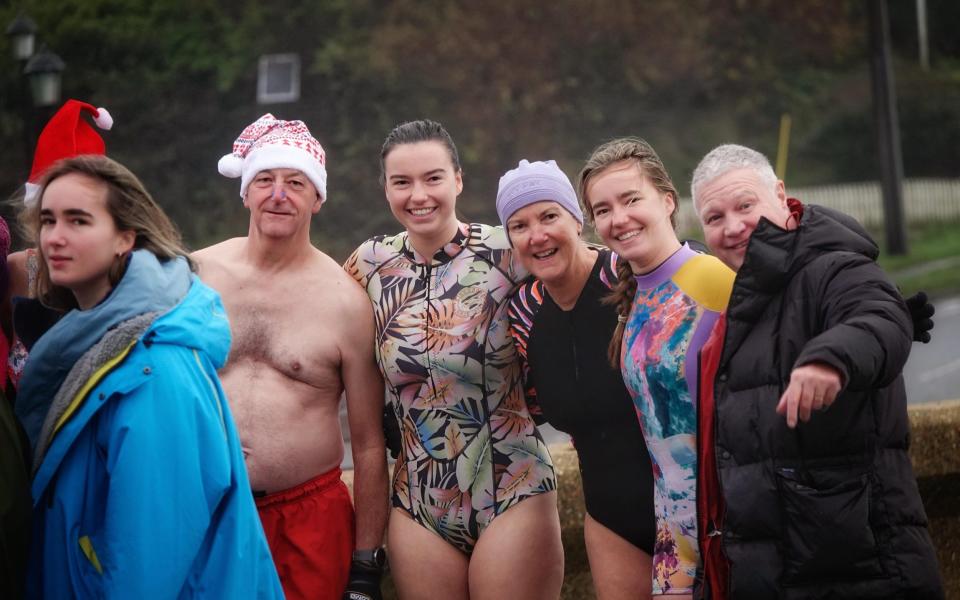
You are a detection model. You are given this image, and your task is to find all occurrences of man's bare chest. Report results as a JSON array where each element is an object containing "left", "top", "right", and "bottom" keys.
[{"left": 222, "top": 290, "right": 340, "bottom": 382}]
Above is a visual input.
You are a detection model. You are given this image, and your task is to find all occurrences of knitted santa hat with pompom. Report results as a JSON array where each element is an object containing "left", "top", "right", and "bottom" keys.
[
  {"left": 218, "top": 113, "right": 327, "bottom": 203},
  {"left": 24, "top": 99, "right": 112, "bottom": 206}
]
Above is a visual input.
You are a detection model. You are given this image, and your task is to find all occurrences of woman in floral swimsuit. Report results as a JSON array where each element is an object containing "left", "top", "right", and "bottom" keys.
[{"left": 344, "top": 120, "right": 562, "bottom": 599}]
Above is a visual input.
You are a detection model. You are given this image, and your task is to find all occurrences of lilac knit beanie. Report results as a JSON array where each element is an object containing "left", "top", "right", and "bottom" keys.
[{"left": 496, "top": 159, "right": 583, "bottom": 226}]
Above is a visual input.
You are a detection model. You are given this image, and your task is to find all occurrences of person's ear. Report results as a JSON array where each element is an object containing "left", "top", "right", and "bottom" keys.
[
  {"left": 117, "top": 229, "right": 135, "bottom": 255},
  {"left": 775, "top": 180, "right": 787, "bottom": 207},
  {"left": 664, "top": 192, "right": 677, "bottom": 221}
]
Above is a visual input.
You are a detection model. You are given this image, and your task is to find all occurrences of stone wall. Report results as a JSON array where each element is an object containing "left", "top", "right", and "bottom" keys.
[
  {"left": 348, "top": 399, "right": 960, "bottom": 599},
  {"left": 908, "top": 400, "right": 960, "bottom": 600}
]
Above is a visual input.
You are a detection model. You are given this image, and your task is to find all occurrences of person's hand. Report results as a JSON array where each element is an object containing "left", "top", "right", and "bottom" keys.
[
  {"left": 342, "top": 553, "right": 384, "bottom": 600},
  {"left": 383, "top": 404, "right": 401, "bottom": 460},
  {"left": 905, "top": 291, "right": 935, "bottom": 344},
  {"left": 776, "top": 362, "right": 842, "bottom": 428}
]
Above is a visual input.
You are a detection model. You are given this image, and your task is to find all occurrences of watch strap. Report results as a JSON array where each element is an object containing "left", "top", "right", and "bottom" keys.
[{"left": 352, "top": 547, "right": 386, "bottom": 567}]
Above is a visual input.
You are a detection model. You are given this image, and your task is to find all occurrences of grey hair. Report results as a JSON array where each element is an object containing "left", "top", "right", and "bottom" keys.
[{"left": 690, "top": 144, "right": 778, "bottom": 206}]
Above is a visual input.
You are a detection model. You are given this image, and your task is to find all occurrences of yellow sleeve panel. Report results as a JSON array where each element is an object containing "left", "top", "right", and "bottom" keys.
[{"left": 672, "top": 254, "right": 736, "bottom": 313}]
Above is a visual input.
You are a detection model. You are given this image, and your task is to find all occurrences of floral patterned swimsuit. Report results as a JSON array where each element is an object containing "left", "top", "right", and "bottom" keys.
[
  {"left": 345, "top": 222, "right": 556, "bottom": 554},
  {"left": 620, "top": 244, "right": 734, "bottom": 595}
]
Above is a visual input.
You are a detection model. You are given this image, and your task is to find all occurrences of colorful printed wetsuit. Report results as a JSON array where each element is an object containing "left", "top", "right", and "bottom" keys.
[
  {"left": 345, "top": 222, "right": 556, "bottom": 554},
  {"left": 620, "top": 243, "right": 734, "bottom": 595},
  {"left": 508, "top": 246, "right": 655, "bottom": 553}
]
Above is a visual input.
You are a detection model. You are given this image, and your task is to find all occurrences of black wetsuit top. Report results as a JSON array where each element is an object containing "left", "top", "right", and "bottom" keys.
[{"left": 508, "top": 247, "right": 655, "bottom": 553}]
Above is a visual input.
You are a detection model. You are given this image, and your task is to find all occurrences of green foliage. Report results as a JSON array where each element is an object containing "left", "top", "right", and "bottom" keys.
[
  {"left": 879, "top": 221, "right": 960, "bottom": 298},
  {"left": 1, "top": 0, "right": 958, "bottom": 261},
  {"left": 880, "top": 221, "right": 960, "bottom": 271}
]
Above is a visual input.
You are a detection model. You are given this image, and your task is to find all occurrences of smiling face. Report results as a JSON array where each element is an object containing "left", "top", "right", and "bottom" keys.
[
  {"left": 585, "top": 160, "right": 679, "bottom": 274},
  {"left": 244, "top": 167, "right": 321, "bottom": 240},
  {"left": 39, "top": 172, "right": 135, "bottom": 309},
  {"left": 506, "top": 200, "right": 583, "bottom": 286},
  {"left": 694, "top": 167, "right": 790, "bottom": 271},
  {"left": 383, "top": 141, "right": 462, "bottom": 253}
]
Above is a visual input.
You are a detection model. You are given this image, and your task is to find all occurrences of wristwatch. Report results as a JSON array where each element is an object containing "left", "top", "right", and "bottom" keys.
[{"left": 352, "top": 547, "right": 387, "bottom": 569}]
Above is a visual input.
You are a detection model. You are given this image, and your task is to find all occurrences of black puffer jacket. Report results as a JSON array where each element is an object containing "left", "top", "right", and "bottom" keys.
[{"left": 713, "top": 205, "right": 943, "bottom": 599}]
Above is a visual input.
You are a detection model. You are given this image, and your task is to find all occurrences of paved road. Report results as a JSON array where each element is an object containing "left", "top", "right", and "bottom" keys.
[
  {"left": 904, "top": 295, "right": 960, "bottom": 404},
  {"left": 341, "top": 295, "right": 960, "bottom": 467}
]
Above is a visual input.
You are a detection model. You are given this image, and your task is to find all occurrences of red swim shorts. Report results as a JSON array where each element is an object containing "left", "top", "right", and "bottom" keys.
[{"left": 256, "top": 468, "right": 355, "bottom": 600}]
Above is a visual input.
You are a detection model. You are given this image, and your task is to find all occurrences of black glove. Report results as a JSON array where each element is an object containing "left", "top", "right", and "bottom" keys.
[
  {"left": 383, "top": 403, "right": 402, "bottom": 460},
  {"left": 905, "top": 291, "right": 935, "bottom": 344},
  {"left": 342, "top": 551, "right": 385, "bottom": 600}
]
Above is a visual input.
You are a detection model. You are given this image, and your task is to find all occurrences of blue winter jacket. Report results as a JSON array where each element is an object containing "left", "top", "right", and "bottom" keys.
[{"left": 25, "top": 254, "right": 283, "bottom": 599}]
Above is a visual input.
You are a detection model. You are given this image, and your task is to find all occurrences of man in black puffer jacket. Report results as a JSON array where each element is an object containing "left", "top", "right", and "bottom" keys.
[{"left": 690, "top": 144, "right": 943, "bottom": 599}]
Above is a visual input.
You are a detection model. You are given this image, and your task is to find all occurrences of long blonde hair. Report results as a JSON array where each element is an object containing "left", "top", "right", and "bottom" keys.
[
  {"left": 576, "top": 137, "right": 679, "bottom": 366},
  {"left": 20, "top": 155, "right": 192, "bottom": 311}
]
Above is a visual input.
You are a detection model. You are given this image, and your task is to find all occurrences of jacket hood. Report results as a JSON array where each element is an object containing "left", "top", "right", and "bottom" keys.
[
  {"left": 727, "top": 203, "right": 880, "bottom": 332},
  {"left": 29, "top": 270, "right": 230, "bottom": 496},
  {"left": 17, "top": 250, "right": 192, "bottom": 448},
  {"left": 740, "top": 204, "right": 878, "bottom": 289},
  {"left": 791, "top": 204, "right": 878, "bottom": 264},
  {"left": 146, "top": 277, "right": 231, "bottom": 370}
]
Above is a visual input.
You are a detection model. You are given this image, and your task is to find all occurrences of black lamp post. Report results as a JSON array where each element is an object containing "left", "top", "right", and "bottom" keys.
[
  {"left": 5, "top": 13, "right": 65, "bottom": 173},
  {"left": 5, "top": 13, "right": 36, "bottom": 61},
  {"left": 24, "top": 47, "right": 65, "bottom": 107}
]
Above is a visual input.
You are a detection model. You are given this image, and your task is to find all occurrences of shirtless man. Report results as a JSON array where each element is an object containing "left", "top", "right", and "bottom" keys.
[{"left": 193, "top": 114, "right": 388, "bottom": 600}]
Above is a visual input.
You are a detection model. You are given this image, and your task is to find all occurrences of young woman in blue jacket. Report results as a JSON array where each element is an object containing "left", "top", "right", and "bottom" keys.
[{"left": 15, "top": 155, "right": 283, "bottom": 599}]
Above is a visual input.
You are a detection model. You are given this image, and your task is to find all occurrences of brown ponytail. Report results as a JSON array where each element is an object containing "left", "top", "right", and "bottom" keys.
[{"left": 605, "top": 256, "right": 637, "bottom": 367}]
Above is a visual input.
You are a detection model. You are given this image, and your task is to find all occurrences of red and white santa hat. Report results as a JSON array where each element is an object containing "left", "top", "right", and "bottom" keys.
[
  {"left": 218, "top": 113, "right": 328, "bottom": 203},
  {"left": 24, "top": 99, "right": 113, "bottom": 206}
]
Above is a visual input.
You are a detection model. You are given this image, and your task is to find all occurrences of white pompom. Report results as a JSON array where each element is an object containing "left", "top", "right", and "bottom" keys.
[
  {"left": 218, "top": 154, "right": 243, "bottom": 178},
  {"left": 23, "top": 182, "right": 40, "bottom": 207},
  {"left": 93, "top": 108, "right": 113, "bottom": 130}
]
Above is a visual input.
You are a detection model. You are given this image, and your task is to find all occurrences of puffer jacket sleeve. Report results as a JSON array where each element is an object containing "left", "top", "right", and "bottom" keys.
[
  {"left": 94, "top": 344, "right": 233, "bottom": 597},
  {"left": 793, "top": 251, "right": 913, "bottom": 391}
]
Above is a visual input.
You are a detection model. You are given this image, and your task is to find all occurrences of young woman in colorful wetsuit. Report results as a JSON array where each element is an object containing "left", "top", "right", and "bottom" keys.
[
  {"left": 345, "top": 120, "right": 563, "bottom": 599},
  {"left": 497, "top": 159, "right": 656, "bottom": 600},
  {"left": 16, "top": 155, "right": 282, "bottom": 598},
  {"left": 579, "top": 138, "right": 736, "bottom": 599}
]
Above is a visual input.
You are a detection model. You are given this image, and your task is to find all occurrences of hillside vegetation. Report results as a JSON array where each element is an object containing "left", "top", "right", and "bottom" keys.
[{"left": 1, "top": 0, "right": 958, "bottom": 260}]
